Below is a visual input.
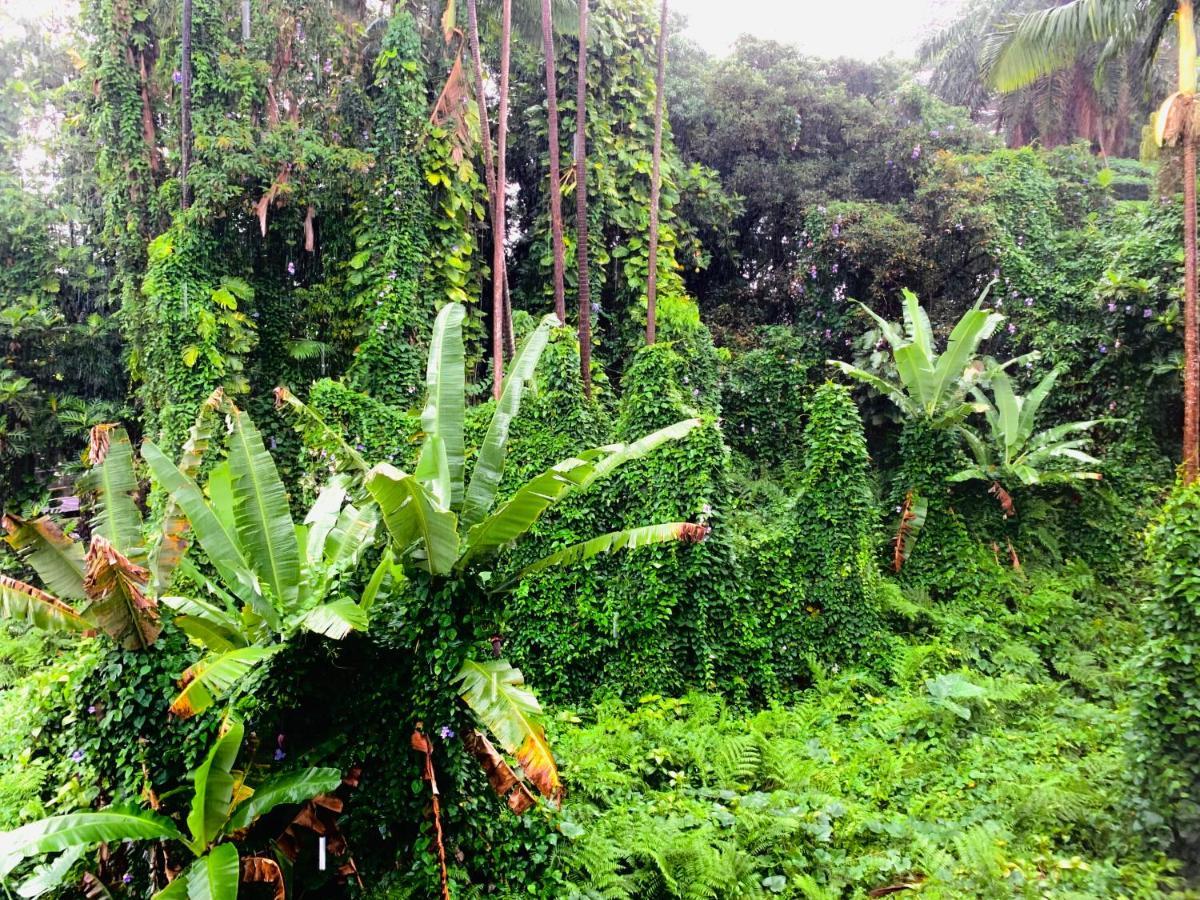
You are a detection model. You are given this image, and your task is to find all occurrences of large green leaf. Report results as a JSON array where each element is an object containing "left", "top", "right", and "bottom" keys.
[
  {"left": 155, "top": 390, "right": 227, "bottom": 592},
  {"left": 142, "top": 442, "right": 264, "bottom": 618},
  {"left": 300, "top": 599, "right": 368, "bottom": 639},
  {"left": 507, "top": 522, "right": 707, "bottom": 585},
  {"left": 455, "top": 658, "right": 562, "bottom": 800},
  {"left": 303, "top": 480, "right": 349, "bottom": 569},
  {"left": 1017, "top": 367, "right": 1062, "bottom": 449},
  {"left": 226, "top": 412, "right": 299, "bottom": 614},
  {"left": 365, "top": 464, "right": 459, "bottom": 575},
  {"left": 2, "top": 515, "right": 85, "bottom": 601},
  {"left": 14, "top": 845, "right": 85, "bottom": 898},
  {"left": 417, "top": 303, "right": 466, "bottom": 508},
  {"left": 0, "top": 575, "right": 88, "bottom": 633},
  {"left": 187, "top": 719, "right": 245, "bottom": 851},
  {"left": 225, "top": 767, "right": 342, "bottom": 833},
  {"left": 928, "top": 305, "right": 1002, "bottom": 413},
  {"left": 827, "top": 362, "right": 918, "bottom": 418},
  {"left": 82, "top": 536, "right": 161, "bottom": 650},
  {"left": 360, "top": 547, "right": 404, "bottom": 613},
  {"left": 0, "top": 806, "right": 181, "bottom": 879},
  {"left": 154, "top": 843, "right": 239, "bottom": 900},
  {"left": 460, "top": 419, "right": 700, "bottom": 566},
  {"left": 460, "top": 314, "right": 559, "bottom": 528},
  {"left": 169, "top": 647, "right": 280, "bottom": 719},
  {"left": 81, "top": 425, "right": 143, "bottom": 558},
  {"left": 162, "top": 595, "right": 249, "bottom": 653}
]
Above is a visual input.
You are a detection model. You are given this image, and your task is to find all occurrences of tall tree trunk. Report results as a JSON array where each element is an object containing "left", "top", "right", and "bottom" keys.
[
  {"left": 542, "top": 0, "right": 567, "bottom": 323},
  {"left": 493, "top": 0, "right": 513, "bottom": 400},
  {"left": 575, "top": 0, "right": 592, "bottom": 397},
  {"left": 1181, "top": 0, "right": 1199, "bottom": 482},
  {"left": 180, "top": 0, "right": 193, "bottom": 211},
  {"left": 465, "top": 0, "right": 514, "bottom": 360},
  {"left": 646, "top": 0, "right": 668, "bottom": 345}
]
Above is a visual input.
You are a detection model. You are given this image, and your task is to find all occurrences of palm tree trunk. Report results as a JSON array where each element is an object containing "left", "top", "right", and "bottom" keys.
[
  {"left": 646, "top": 0, "right": 667, "bottom": 345},
  {"left": 492, "top": 0, "right": 512, "bottom": 400},
  {"left": 180, "top": 0, "right": 193, "bottom": 211},
  {"left": 575, "top": 0, "right": 592, "bottom": 397},
  {"left": 541, "top": 0, "right": 567, "bottom": 323},
  {"left": 465, "top": 0, "right": 515, "bottom": 361},
  {"left": 1181, "top": 0, "right": 1199, "bottom": 482}
]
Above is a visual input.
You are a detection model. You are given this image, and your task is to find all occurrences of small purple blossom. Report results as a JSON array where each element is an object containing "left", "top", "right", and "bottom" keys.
[
  {"left": 274, "top": 748, "right": 286, "bottom": 761},
  {"left": 1099, "top": 343, "right": 1108, "bottom": 354},
  {"left": 590, "top": 301, "right": 601, "bottom": 314},
  {"left": 123, "top": 874, "right": 134, "bottom": 885},
  {"left": 323, "top": 58, "right": 333, "bottom": 75},
  {"left": 1006, "top": 323, "right": 1017, "bottom": 334},
  {"left": 269, "top": 436, "right": 277, "bottom": 450},
  {"left": 87, "top": 705, "right": 96, "bottom": 714},
  {"left": 809, "top": 265, "right": 818, "bottom": 279},
  {"left": 70, "top": 750, "right": 84, "bottom": 763},
  {"left": 172, "top": 70, "right": 182, "bottom": 85},
  {"left": 911, "top": 144, "right": 922, "bottom": 160},
  {"left": 1024, "top": 297, "right": 1034, "bottom": 307},
  {"left": 930, "top": 129, "right": 940, "bottom": 138},
  {"left": 1107, "top": 302, "right": 1117, "bottom": 313},
  {"left": 439, "top": 725, "right": 455, "bottom": 741},
  {"left": 287, "top": 261, "right": 296, "bottom": 276},
  {"left": 1144, "top": 307, "right": 1154, "bottom": 318}
]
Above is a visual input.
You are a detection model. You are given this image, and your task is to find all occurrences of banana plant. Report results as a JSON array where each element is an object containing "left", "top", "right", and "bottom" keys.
[
  {"left": 362, "top": 303, "right": 709, "bottom": 805},
  {"left": 951, "top": 366, "right": 1104, "bottom": 511},
  {"left": 0, "top": 395, "right": 228, "bottom": 649},
  {"left": 829, "top": 286, "right": 1032, "bottom": 429},
  {"left": 140, "top": 405, "right": 378, "bottom": 719},
  {"left": 0, "top": 716, "right": 341, "bottom": 899}
]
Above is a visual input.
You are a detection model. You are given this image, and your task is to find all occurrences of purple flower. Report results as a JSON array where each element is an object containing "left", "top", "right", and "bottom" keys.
[
  {"left": 1099, "top": 343, "right": 1108, "bottom": 354},
  {"left": 268, "top": 436, "right": 277, "bottom": 450},
  {"left": 911, "top": 144, "right": 922, "bottom": 160},
  {"left": 886, "top": 158, "right": 894, "bottom": 167},
  {"left": 70, "top": 750, "right": 84, "bottom": 763},
  {"left": 87, "top": 705, "right": 96, "bottom": 714},
  {"left": 1024, "top": 297, "right": 1034, "bottom": 307},
  {"left": 1006, "top": 323, "right": 1017, "bottom": 334},
  {"left": 1144, "top": 307, "right": 1154, "bottom": 318},
  {"left": 831, "top": 263, "right": 838, "bottom": 274},
  {"left": 823, "top": 328, "right": 832, "bottom": 339},
  {"left": 355, "top": 443, "right": 366, "bottom": 451},
  {"left": 930, "top": 129, "right": 940, "bottom": 138},
  {"left": 172, "top": 70, "right": 182, "bottom": 85},
  {"left": 287, "top": 261, "right": 296, "bottom": 276},
  {"left": 439, "top": 725, "right": 455, "bottom": 740},
  {"left": 590, "top": 301, "right": 600, "bottom": 314},
  {"left": 809, "top": 265, "right": 817, "bottom": 279},
  {"left": 323, "top": 58, "right": 333, "bottom": 75},
  {"left": 1107, "top": 302, "right": 1117, "bottom": 312},
  {"left": 123, "top": 874, "right": 133, "bottom": 885},
  {"left": 274, "top": 748, "right": 286, "bottom": 761}
]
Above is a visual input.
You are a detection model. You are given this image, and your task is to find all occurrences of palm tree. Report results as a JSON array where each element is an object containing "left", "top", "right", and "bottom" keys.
[
  {"left": 990, "top": 0, "right": 1199, "bottom": 482},
  {"left": 646, "top": 0, "right": 668, "bottom": 344},
  {"left": 575, "top": 0, "right": 592, "bottom": 396},
  {"left": 542, "top": 0, "right": 568, "bottom": 323}
]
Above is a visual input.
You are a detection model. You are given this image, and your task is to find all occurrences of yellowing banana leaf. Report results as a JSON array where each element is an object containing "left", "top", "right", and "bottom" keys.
[
  {"left": 455, "top": 658, "right": 562, "bottom": 801},
  {"left": 507, "top": 522, "right": 709, "bottom": 586},
  {"left": 80, "top": 425, "right": 143, "bottom": 558},
  {"left": 0, "top": 574, "right": 88, "bottom": 633},
  {"left": 2, "top": 514, "right": 86, "bottom": 601},
  {"left": 169, "top": 646, "right": 280, "bottom": 719}
]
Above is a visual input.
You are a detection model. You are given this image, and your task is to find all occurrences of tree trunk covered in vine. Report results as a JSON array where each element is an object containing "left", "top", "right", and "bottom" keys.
[
  {"left": 493, "top": 0, "right": 513, "bottom": 399},
  {"left": 1180, "top": 0, "right": 1199, "bottom": 482},
  {"left": 575, "top": 0, "right": 592, "bottom": 397},
  {"left": 542, "top": 0, "right": 567, "bottom": 323},
  {"left": 646, "top": 0, "right": 667, "bottom": 344},
  {"left": 180, "top": 0, "right": 192, "bottom": 210}
]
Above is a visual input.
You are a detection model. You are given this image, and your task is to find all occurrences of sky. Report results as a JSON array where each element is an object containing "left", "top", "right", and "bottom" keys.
[{"left": 670, "top": 0, "right": 970, "bottom": 60}]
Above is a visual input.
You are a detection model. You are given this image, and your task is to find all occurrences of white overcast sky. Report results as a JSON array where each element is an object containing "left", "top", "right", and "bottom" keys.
[{"left": 671, "top": 0, "right": 969, "bottom": 59}]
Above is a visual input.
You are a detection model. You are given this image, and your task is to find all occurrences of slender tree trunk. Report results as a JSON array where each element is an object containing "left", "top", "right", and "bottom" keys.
[
  {"left": 646, "top": 0, "right": 668, "bottom": 345},
  {"left": 575, "top": 0, "right": 592, "bottom": 397},
  {"left": 180, "top": 0, "right": 193, "bottom": 211},
  {"left": 1180, "top": 0, "right": 1199, "bottom": 482},
  {"left": 465, "top": 0, "right": 514, "bottom": 360},
  {"left": 542, "top": 0, "right": 567, "bottom": 323},
  {"left": 492, "top": 0, "right": 512, "bottom": 399}
]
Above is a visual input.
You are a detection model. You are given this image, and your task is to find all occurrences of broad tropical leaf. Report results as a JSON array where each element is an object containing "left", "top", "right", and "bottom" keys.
[
  {"left": 187, "top": 718, "right": 245, "bottom": 850},
  {"left": 81, "top": 425, "right": 143, "bottom": 557},
  {"left": 360, "top": 547, "right": 403, "bottom": 613},
  {"left": 226, "top": 411, "right": 300, "bottom": 614},
  {"left": 82, "top": 536, "right": 160, "bottom": 650},
  {"left": 162, "top": 595, "right": 249, "bottom": 653},
  {"left": 318, "top": 504, "right": 377, "bottom": 581},
  {"left": 170, "top": 647, "right": 280, "bottom": 719},
  {"left": 455, "top": 658, "right": 562, "bottom": 801},
  {"left": 225, "top": 767, "right": 342, "bottom": 833},
  {"left": 2, "top": 514, "right": 86, "bottom": 600},
  {"left": 303, "top": 480, "right": 349, "bottom": 568},
  {"left": 0, "top": 575, "right": 88, "bottom": 633},
  {"left": 154, "top": 843, "right": 239, "bottom": 900},
  {"left": 14, "top": 845, "right": 85, "bottom": 898},
  {"left": 460, "top": 419, "right": 700, "bottom": 565},
  {"left": 273, "top": 387, "right": 368, "bottom": 477},
  {"left": 365, "top": 464, "right": 459, "bottom": 575},
  {"left": 0, "top": 806, "right": 181, "bottom": 879},
  {"left": 142, "top": 442, "right": 264, "bottom": 616},
  {"left": 154, "top": 390, "right": 227, "bottom": 591},
  {"left": 300, "top": 599, "right": 368, "bottom": 639},
  {"left": 508, "top": 522, "right": 709, "bottom": 585},
  {"left": 460, "top": 314, "right": 559, "bottom": 527},
  {"left": 417, "top": 303, "right": 466, "bottom": 507}
]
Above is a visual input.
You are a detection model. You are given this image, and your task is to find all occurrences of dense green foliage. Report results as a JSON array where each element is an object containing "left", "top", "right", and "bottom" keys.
[{"left": 3, "top": 0, "right": 1200, "bottom": 896}]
